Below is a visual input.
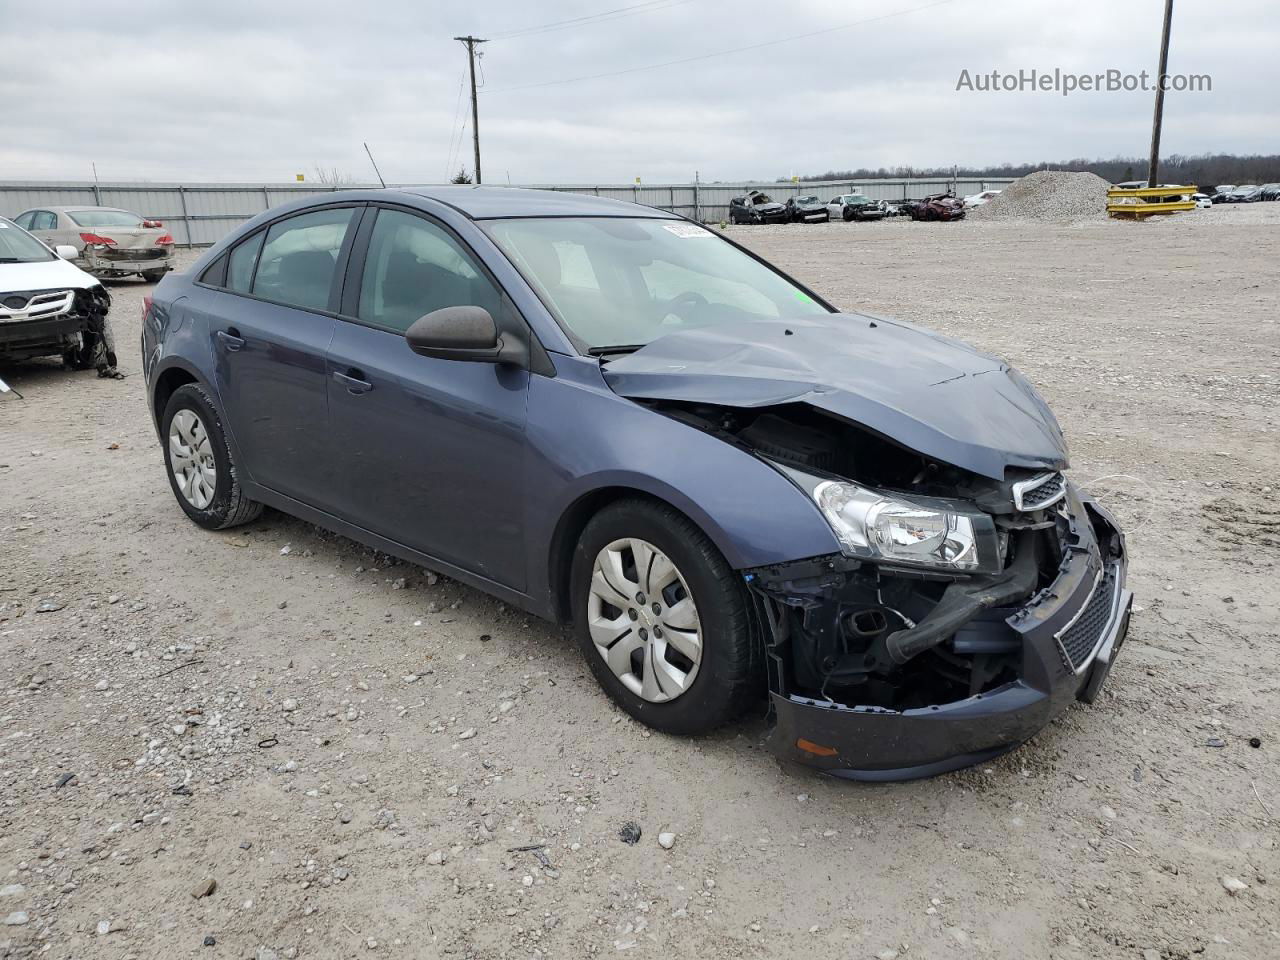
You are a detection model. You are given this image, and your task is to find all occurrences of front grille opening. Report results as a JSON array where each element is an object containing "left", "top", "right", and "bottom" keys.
[
  {"left": 1016, "top": 472, "right": 1066, "bottom": 511},
  {"left": 1057, "top": 567, "right": 1117, "bottom": 670}
]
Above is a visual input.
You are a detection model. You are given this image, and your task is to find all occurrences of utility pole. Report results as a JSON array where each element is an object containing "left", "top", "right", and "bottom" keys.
[
  {"left": 454, "top": 35, "right": 487, "bottom": 184},
  {"left": 1146, "top": 0, "right": 1174, "bottom": 187}
]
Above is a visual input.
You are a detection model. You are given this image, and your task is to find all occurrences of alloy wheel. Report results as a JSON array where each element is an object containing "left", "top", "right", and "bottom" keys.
[
  {"left": 168, "top": 409, "right": 216, "bottom": 509},
  {"left": 587, "top": 537, "right": 702, "bottom": 703}
]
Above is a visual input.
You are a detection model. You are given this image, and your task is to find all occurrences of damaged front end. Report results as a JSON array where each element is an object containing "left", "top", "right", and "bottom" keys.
[
  {"left": 652, "top": 400, "right": 1132, "bottom": 780},
  {"left": 0, "top": 284, "right": 115, "bottom": 370}
]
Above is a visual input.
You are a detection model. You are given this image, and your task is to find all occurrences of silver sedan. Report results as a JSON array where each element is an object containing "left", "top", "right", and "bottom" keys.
[{"left": 11, "top": 205, "right": 175, "bottom": 281}]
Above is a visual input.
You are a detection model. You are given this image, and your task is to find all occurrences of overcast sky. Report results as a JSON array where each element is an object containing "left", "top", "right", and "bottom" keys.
[{"left": 1, "top": 0, "right": 1273, "bottom": 184}]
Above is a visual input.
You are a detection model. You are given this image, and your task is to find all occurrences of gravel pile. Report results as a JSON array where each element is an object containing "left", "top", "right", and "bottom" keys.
[{"left": 968, "top": 170, "right": 1110, "bottom": 223}]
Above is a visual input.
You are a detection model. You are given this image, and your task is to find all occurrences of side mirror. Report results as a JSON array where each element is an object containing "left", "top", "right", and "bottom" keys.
[
  {"left": 405, "top": 305, "right": 502, "bottom": 362},
  {"left": 55, "top": 245, "right": 78, "bottom": 260}
]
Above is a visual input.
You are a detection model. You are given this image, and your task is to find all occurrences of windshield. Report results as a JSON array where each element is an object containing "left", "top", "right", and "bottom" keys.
[
  {"left": 68, "top": 209, "right": 143, "bottom": 228},
  {"left": 795, "top": 196, "right": 819, "bottom": 204},
  {"left": 846, "top": 195, "right": 871, "bottom": 205},
  {"left": 0, "top": 219, "right": 54, "bottom": 263},
  {"left": 483, "top": 217, "right": 829, "bottom": 351}
]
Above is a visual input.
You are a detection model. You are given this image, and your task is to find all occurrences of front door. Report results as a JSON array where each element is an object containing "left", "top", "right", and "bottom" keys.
[
  {"left": 325, "top": 207, "right": 529, "bottom": 590},
  {"left": 209, "top": 205, "right": 359, "bottom": 511}
]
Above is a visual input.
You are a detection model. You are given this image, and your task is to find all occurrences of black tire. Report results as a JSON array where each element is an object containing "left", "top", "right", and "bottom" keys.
[
  {"left": 842, "top": 206, "right": 856, "bottom": 222},
  {"left": 142, "top": 269, "right": 167, "bottom": 283},
  {"left": 160, "top": 383, "right": 262, "bottom": 530},
  {"left": 62, "top": 334, "right": 96, "bottom": 370},
  {"left": 570, "top": 499, "right": 757, "bottom": 736}
]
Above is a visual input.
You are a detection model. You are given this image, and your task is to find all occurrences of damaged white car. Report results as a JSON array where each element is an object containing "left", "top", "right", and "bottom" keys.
[{"left": 0, "top": 217, "right": 117, "bottom": 371}]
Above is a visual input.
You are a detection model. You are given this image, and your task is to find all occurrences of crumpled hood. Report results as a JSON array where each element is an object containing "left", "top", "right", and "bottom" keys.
[{"left": 602, "top": 313, "right": 1068, "bottom": 480}]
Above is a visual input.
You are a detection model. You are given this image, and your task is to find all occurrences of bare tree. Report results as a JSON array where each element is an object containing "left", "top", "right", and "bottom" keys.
[
  {"left": 313, "top": 165, "right": 357, "bottom": 187},
  {"left": 450, "top": 168, "right": 474, "bottom": 184}
]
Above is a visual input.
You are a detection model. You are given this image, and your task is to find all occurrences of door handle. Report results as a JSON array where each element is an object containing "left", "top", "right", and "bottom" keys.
[
  {"left": 333, "top": 369, "right": 373, "bottom": 395},
  {"left": 217, "top": 329, "right": 245, "bottom": 352}
]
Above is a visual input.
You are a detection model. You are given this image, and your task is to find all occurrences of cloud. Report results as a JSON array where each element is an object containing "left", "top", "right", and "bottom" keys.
[{"left": 0, "top": 0, "right": 1272, "bottom": 183}]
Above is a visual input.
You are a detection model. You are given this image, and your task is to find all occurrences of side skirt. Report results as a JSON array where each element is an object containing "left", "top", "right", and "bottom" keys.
[{"left": 242, "top": 481, "right": 556, "bottom": 622}]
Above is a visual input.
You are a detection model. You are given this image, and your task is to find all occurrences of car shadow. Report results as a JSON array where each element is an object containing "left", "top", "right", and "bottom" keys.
[{"left": 0, "top": 357, "right": 85, "bottom": 393}]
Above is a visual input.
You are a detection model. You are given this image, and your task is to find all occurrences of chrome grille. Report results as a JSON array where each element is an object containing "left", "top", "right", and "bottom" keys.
[
  {"left": 1012, "top": 472, "right": 1066, "bottom": 511},
  {"left": 1056, "top": 566, "right": 1117, "bottom": 671},
  {"left": 0, "top": 289, "right": 75, "bottom": 323}
]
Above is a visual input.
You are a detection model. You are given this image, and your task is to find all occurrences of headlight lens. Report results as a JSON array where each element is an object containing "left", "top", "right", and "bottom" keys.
[{"left": 813, "top": 480, "right": 993, "bottom": 572}]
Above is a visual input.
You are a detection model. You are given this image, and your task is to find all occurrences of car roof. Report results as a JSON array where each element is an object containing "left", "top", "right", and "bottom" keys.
[
  {"left": 387, "top": 185, "right": 679, "bottom": 220},
  {"left": 30, "top": 205, "right": 136, "bottom": 214}
]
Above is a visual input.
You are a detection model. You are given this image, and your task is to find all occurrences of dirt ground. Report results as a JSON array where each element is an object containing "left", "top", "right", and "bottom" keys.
[{"left": 1, "top": 203, "right": 1277, "bottom": 960}]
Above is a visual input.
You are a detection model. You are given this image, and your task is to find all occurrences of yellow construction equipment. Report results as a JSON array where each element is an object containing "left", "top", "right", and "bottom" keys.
[{"left": 1107, "top": 185, "right": 1197, "bottom": 218}]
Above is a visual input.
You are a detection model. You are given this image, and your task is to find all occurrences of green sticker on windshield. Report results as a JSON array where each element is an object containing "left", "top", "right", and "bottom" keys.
[{"left": 792, "top": 291, "right": 814, "bottom": 304}]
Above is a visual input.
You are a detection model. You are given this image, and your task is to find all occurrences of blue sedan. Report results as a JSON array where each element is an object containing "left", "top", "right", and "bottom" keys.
[{"left": 142, "top": 187, "right": 1130, "bottom": 780}]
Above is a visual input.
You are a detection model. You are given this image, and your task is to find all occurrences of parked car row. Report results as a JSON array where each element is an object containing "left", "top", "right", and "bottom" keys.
[
  {"left": 730, "top": 189, "right": 971, "bottom": 224},
  {"left": 10, "top": 205, "right": 176, "bottom": 280},
  {"left": 1207, "top": 184, "right": 1280, "bottom": 203}
]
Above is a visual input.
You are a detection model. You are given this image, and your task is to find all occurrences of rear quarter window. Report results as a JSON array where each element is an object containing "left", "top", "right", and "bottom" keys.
[{"left": 199, "top": 253, "right": 229, "bottom": 287}]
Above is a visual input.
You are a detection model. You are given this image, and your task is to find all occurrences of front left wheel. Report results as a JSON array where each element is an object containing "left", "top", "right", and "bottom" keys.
[
  {"left": 570, "top": 499, "right": 758, "bottom": 736},
  {"left": 161, "top": 383, "right": 262, "bottom": 529}
]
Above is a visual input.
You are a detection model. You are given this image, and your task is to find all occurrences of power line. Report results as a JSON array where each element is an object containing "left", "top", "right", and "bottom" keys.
[
  {"left": 486, "top": 0, "right": 956, "bottom": 94},
  {"left": 487, "top": 0, "right": 693, "bottom": 41}
]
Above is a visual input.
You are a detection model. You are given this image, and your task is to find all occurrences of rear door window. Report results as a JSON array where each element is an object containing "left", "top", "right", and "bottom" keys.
[
  {"left": 227, "top": 231, "right": 265, "bottom": 293},
  {"left": 31, "top": 211, "right": 57, "bottom": 231},
  {"left": 251, "top": 208, "right": 355, "bottom": 312}
]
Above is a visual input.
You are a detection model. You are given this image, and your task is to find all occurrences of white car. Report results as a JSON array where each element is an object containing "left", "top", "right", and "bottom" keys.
[
  {"left": 963, "top": 190, "right": 1002, "bottom": 208},
  {"left": 0, "top": 216, "right": 115, "bottom": 369},
  {"left": 1193, "top": 193, "right": 1213, "bottom": 209}
]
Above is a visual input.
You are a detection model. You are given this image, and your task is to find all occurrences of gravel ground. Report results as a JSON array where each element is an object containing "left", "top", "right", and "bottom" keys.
[{"left": 1, "top": 204, "right": 1277, "bottom": 960}]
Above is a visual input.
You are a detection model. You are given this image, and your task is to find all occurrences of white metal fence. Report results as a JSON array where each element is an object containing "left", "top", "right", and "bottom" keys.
[{"left": 0, "top": 177, "right": 1016, "bottom": 246}]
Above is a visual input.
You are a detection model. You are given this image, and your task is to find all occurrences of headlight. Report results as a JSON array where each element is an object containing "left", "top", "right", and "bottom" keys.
[{"left": 813, "top": 480, "right": 999, "bottom": 573}]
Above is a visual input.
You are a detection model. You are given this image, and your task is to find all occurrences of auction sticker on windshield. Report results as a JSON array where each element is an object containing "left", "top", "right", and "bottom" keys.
[{"left": 663, "top": 223, "right": 714, "bottom": 238}]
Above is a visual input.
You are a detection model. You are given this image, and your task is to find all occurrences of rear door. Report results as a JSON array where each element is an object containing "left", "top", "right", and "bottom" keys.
[
  {"left": 324, "top": 205, "right": 530, "bottom": 589},
  {"left": 28, "top": 210, "right": 58, "bottom": 245},
  {"left": 207, "top": 204, "right": 362, "bottom": 511}
]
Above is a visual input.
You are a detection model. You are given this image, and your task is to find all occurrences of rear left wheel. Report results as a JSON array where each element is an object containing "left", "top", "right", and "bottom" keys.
[
  {"left": 161, "top": 383, "right": 262, "bottom": 529},
  {"left": 142, "top": 269, "right": 166, "bottom": 283},
  {"left": 571, "top": 499, "right": 757, "bottom": 735}
]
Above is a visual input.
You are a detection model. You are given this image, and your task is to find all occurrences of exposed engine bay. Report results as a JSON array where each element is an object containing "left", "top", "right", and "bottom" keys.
[{"left": 642, "top": 399, "right": 1117, "bottom": 712}]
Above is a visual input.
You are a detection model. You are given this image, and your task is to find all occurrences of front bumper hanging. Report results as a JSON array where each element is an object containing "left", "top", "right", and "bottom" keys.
[{"left": 745, "top": 491, "right": 1131, "bottom": 781}]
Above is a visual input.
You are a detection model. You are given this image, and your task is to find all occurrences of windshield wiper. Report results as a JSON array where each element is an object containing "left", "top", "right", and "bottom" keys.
[{"left": 587, "top": 344, "right": 645, "bottom": 358}]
